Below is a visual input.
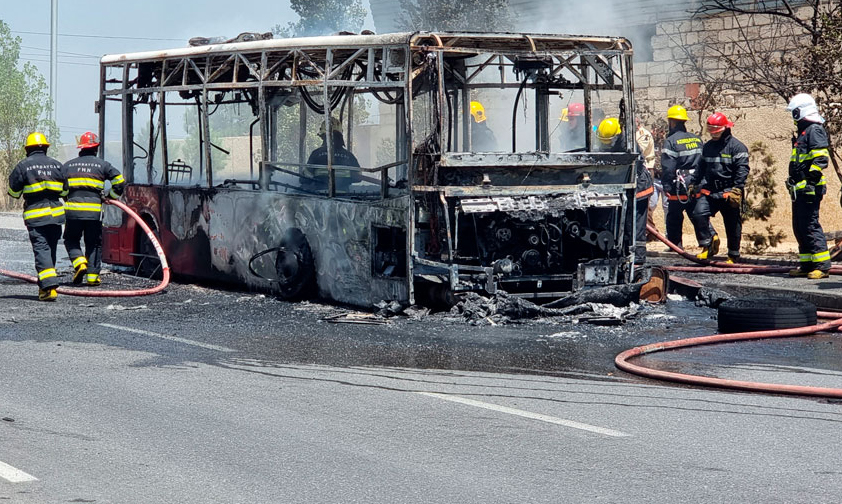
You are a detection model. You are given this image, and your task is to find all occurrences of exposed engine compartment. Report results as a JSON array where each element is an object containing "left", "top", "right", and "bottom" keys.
[{"left": 414, "top": 191, "right": 629, "bottom": 297}]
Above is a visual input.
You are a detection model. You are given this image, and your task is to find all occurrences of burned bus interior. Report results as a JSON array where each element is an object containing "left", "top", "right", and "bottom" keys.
[{"left": 99, "top": 32, "right": 640, "bottom": 307}]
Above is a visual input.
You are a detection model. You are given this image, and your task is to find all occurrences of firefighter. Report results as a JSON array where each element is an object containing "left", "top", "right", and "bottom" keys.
[
  {"left": 470, "top": 100, "right": 498, "bottom": 151},
  {"left": 597, "top": 117, "right": 652, "bottom": 263},
  {"left": 661, "top": 105, "right": 719, "bottom": 251},
  {"left": 558, "top": 102, "right": 585, "bottom": 152},
  {"left": 786, "top": 93, "right": 831, "bottom": 279},
  {"left": 6, "top": 132, "right": 65, "bottom": 301},
  {"left": 61, "top": 131, "right": 125, "bottom": 286},
  {"left": 304, "top": 116, "right": 360, "bottom": 193},
  {"left": 688, "top": 112, "right": 749, "bottom": 263}
]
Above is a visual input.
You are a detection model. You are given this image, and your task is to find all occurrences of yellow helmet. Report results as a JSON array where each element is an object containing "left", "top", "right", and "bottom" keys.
[
  {"left": 560, "top": 107, "right": 569, "bottom": 122},
  {"left": 25, "top": 132, "right": 50, "bottom": 148},
  {"left": 470, "top": 101, "right": 486, "bottom": 123},
  {"left": 596, "top": 118, "right": 622, "bottom": 144},
  {"left": 318, "top": 116, "right": 342, "bottom": 136},
  {"left": 667, "top": 105, "right": 689, "bottom": 121}
]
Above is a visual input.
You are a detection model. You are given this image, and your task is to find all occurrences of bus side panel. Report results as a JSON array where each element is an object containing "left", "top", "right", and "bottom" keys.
[
  {"left": 204, "top": 190, "right": 409, "bottom": 306},
  {"left": 106, "top": 185, "right": 409, "bottom": 306}
]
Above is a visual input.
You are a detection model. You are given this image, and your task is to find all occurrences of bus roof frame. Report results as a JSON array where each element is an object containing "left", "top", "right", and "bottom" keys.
[{"left": 100, "top": 31, "right": 632, "bottom": 65}]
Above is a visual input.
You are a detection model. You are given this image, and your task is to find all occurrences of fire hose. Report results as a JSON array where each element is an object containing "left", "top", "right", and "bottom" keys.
[
  {"left": 614, "top": 224, "right": 842, "bottom": 397},
  {"left": 0, "top": 199, "right": 170, "bottom": 297}
]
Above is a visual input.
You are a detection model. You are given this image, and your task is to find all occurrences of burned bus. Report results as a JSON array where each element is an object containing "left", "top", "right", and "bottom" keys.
[{"left": 99, "top": 31, "right": 642, "bottom": 307}]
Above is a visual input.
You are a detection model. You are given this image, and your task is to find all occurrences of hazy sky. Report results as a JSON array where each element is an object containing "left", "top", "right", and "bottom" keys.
[{"left": 3, "top": 1, "right": 374, "bottom": 143}]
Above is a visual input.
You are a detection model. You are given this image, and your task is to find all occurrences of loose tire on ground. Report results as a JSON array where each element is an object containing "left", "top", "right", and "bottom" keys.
[
  {"left": 275, "top": 228, "right": 315, "bottom": 300},
  {"left": 717, "top": 297, "right": 817, "bottom": 333}
]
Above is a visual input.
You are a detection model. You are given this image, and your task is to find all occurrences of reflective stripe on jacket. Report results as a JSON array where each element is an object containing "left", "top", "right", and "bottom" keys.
[
  {"left": 61, "top": 154, "right": 126, "bottom": 220},
  {"left": 7, "top": 151, "right": 65, "bottom": 227},
  {"left": 661, "top": 126, "right": 702, "bottom": 197},
  {"left": 689, "top": 130, "right": 749, "bottom": 198},
  {"left": 789, "top": 122, "right": 829, "bottom": 196}
]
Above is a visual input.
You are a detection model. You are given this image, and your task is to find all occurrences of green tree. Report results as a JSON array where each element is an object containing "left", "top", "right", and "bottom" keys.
[
  {"left": 397, "top": 0, "right": 512, "bottom": 31},
  {"left": 0, "top": 20, "right": 57, "bottom": 209},
  {"left": 274, "top": 0, "right": 366, "bottom": 37}
]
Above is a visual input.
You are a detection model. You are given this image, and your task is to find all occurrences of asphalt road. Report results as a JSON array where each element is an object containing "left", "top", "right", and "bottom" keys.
[{"left": 2, "top": 223, "right": 842, "bottom": 503}]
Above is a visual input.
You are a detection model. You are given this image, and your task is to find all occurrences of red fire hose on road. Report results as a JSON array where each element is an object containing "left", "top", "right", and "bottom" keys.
[
  {"left": 647, "top": 224, "right": 842, "bottom": 274},
  {"left": 0, "top": 199, "right": 170, "bottom": 297},
  {"left": 615, "top": 224, "right": 842, "bottom": 398}
]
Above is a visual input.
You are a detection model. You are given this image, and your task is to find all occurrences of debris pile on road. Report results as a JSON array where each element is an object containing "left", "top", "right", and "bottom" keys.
[
  {"left": 543, "top": 283, "right": 645, "bottom": 309},
  {"left": 695, "top": 286, "right": 733, "bottom": 308},
  {"left": 447, "top": 291, "right": 641, "bottom": 326}
]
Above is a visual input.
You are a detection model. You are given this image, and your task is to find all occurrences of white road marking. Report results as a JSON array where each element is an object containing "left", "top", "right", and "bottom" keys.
[
  {"left": 0, "top": 461, "right": 37, "bottom": 483},
  {"left": 418, "top": 392, "right": 630, "bottom": 437},
  {"left": 98, "top": 323, "right": 236, "bottom": 353}
]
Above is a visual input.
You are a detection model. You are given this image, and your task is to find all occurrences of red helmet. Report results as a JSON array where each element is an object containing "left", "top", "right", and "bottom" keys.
[
  {"left": 706, "top": 112, "right": 733, "bottom": 133},
  {"left": 78, "top": 131, "right": 100, "bottom": 149},
  {"left": 568, "top": 102, "right": 585, "bottom": 117}
]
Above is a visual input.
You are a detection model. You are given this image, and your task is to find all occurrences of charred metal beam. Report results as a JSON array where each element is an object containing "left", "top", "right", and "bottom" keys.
[
  {"left": 439, "top": 152, "right": 639, "bottom": 167},
  {"left": 411, "top": 184, "right": 631, "bottom": 197}
]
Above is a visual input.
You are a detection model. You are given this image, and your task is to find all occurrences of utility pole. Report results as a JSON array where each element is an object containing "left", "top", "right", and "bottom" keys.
[{"left": 50, "top": 0, "right": 58, "bottom": 125}]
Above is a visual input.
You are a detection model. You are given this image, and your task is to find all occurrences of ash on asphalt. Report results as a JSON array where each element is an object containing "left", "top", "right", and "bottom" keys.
[
  {"left": 0, "top": 267, "right": 720, "bottom": 379},
  {"left": 9, "top": 263, "right": 840, "bottom": 390}
]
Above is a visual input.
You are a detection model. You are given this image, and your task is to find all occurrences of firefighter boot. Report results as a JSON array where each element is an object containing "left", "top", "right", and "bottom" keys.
[
  {"left": 726, "top": 255, "right": 739, "bottom": 265},
  {"left": 72, "top": 257, "right": 88, "bottom": 284},
  {"left": 86, "top": 273, "right": 101, "bottom": 286},
  {"left": 807, "top": 270, "right": 830, "bottom": 280},
  {"left": 38, "top": 288, "right": 58, "bottom": 301},
  {"left": 696, "top": 234, "right": 720, "bottom": 260}
]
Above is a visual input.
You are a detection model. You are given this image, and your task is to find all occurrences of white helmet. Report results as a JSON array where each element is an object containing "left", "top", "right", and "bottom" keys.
[{"left": 787, "top": 93, "right": 824, "bottom": 123}]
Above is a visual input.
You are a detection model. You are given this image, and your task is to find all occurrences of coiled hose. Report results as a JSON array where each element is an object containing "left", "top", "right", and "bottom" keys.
[
  {"left": 615, "top": 224, "right": 842, "bottom": 397},
  {"left": 0, "top": 199, "right": 170, "bottom": 297}
]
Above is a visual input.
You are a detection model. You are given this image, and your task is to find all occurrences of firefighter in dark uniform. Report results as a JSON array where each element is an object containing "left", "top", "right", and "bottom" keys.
[
  {"left": 661, "top": 105, "right": 718, "bottom": 251},
  {"left": 786, "top": 93, "right": 831, "bottom": 279},
  {"left": 62, "top": 131, "right": 125, "bottom": 286},
  {"left": 304, "top": 116, "right": 360, "bottom": 193},
  {"left": 470, "top": 101, "right": 498, "bottom": 151},
  {"left": 688, "top": 112, "right": 750, "bottom": 263},
  {"left": 6, "top": 132, "right": 66, "bottom": 301},
  {"left": 597, "top": 117, "right": 652, "bottom": 264}
]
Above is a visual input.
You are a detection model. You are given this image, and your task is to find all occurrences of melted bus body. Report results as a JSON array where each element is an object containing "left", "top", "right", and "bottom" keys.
[{"left": 99, "top": 32, "right": 641, "bottom": 307}]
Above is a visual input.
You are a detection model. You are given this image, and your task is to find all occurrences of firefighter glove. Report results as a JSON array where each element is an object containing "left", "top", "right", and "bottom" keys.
[
  {"left": 686, "top": 184, "right": 696, "bottom": 197},
  {"left": 728, "top": 187, "right": 742, "bottom": 208}
]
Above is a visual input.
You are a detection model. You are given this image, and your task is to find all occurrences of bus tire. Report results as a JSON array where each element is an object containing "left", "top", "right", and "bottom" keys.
[
  {"left": 717, "top": 297, "right": 816, "bottom": 333},
  {"left": 275, "top": 228, "right": 315, "bottom": 300}
]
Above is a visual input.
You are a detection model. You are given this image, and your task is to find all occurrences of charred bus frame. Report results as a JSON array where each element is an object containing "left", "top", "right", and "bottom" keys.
[{"left": 99, "top": 32, "right": 640, "bottom": 307}]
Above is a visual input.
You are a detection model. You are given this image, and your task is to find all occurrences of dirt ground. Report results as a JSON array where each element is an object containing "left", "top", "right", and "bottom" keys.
[{"left": 649, "top": 106, "right": 842, "bottom": 257}]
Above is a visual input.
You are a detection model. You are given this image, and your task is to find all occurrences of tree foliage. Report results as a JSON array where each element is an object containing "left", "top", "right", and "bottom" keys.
[
  {"left": 0, "top": 20, "right": 57, "bottom": 209},
  {"left": 274, "top": 0, "right": 366, "bottom": 37},
  {"left": 397, "top": 0, "right": 513, "bottom": 31}
]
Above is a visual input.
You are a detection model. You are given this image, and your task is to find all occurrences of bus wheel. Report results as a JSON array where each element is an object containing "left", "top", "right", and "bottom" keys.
[
  {"left": 137, "top": 216, "right": 163, "bottom": 280},
  {"left": 275, "top": 228, "right": 315, "bottom": 300}
]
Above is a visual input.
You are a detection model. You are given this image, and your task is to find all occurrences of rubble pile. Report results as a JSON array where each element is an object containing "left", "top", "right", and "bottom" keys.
[{"left": 446, "top": 291, "right": 641, "bottom": 326}]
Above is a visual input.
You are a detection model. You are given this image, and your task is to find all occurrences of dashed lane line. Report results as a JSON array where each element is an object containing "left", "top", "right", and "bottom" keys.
[
  {"left": 417, "top": 392, "right": 630, "bottom": 437},
  {"left": 98, "top": 323, "right": 236, "bottom": 353},
  {"left": 0, "top": 461, "right": 37, "bottom": 483}
]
